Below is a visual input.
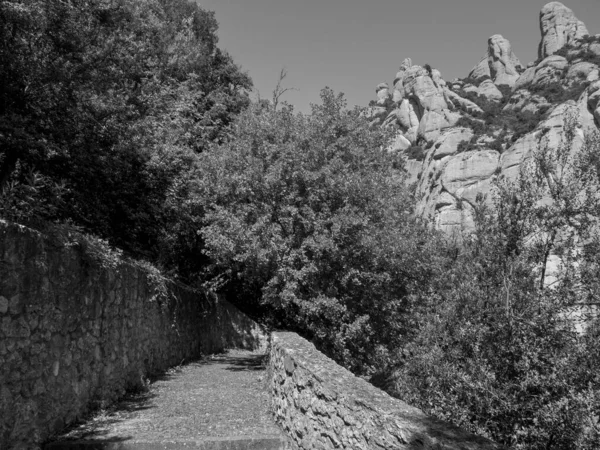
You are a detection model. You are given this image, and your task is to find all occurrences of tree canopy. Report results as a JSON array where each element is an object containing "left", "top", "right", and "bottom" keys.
[{"left": 0, "top": 0, "right": 251, "bottom": 274}]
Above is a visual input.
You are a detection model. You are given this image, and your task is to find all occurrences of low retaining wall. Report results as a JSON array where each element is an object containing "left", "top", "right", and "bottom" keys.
[
  {"left": 0, "top": 221, "right": 264, "bottom": 449},
  {"left": 269, "top": 332, "right": 500, "bottom": 450}
]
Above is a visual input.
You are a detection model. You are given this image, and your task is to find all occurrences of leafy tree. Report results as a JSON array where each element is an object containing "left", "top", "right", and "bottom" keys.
[
  {"left": 0, "top": 0, "right": 251, "bottom": 277},
  {"left": 196, "top": 89, "right": 437, "bottom": 373},
  {"left": 389, "top": 107, "right": 600, "bottom": 449}
]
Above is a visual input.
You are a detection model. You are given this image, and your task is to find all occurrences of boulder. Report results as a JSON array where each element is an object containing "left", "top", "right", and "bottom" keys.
[
  {"left": 441, "top": 150, "right": 500, "bottom": 195},
  {"left": 468, "top": 56, "right": 491, "bottom": 81},
  {"left": 432, "top": 128, "right": 474, "bottom": 160},
  {"left": 538, "top": 2, "right": 589, "bottom": 59},
  {"left": 396, "top": 98, "right": 421, "bottom": 131},
  {"left": 418, "top": 110, "right": 461, "bottom": 142},
  {"left": 566, "top": 62, "right": 599, "bottom": 83},
  {"left": 513, "top": 66, "right": 537, "bottom": 91},
  {"left": 478, "top": 79, "right": 504, "bottom": 101},
  {"left": 444, "top": 89, "right": 483, "bottom": 114},
  {"left": 388, "top": 133, "right": 412, "bottom": 153}
]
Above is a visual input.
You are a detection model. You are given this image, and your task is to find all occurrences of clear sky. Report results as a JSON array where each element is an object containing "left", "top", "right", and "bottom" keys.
[{"left": 196, "top": 0, "right": 599, "bottom": 113}]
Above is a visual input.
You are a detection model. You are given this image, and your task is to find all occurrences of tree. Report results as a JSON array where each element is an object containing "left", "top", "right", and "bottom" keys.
[
  {"left": 389, "top": 105, "right": 600, "bottom": 449},
  {"left": 195, "top": 89, "right": 436, "bottom": 373},
  {"left": 271, "top": 67, "right": 297, "bottom": 111},
  {"left": 0, "top": 0, "right": 252, "bottom": 278}
]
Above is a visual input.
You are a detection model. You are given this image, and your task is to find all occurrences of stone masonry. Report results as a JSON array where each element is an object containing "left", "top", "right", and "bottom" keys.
[
  {"left": 0, "top": 220, "right": 264, "bottom": 449},
  {"left": 269, "top": 332, "right": 501, "bottom": 450}
]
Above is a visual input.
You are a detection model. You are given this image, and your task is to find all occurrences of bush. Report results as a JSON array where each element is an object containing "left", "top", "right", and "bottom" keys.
[
  {"left": 389, "top": 114, "right": 600, "bottom": 449},
  {"left": 405, "top": 145, "right": 428, "bottom": 161}
]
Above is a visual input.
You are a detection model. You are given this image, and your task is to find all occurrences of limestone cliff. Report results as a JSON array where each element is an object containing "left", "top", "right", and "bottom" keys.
[{"left": 372, "top": 2, "right": 599, "bottom": 237}]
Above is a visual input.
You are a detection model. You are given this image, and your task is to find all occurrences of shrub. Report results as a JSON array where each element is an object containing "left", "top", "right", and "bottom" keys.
[
  {"left": 389, "top": 113, "right": 600, "bottom": 449},
  {"left": 405, "top": 145, "right": 427, "bottom": 161}
]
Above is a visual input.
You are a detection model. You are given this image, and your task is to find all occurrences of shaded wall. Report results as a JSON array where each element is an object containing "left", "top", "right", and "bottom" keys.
[{"left": 0, "top": 220, "right": 264, "bottom": 449}]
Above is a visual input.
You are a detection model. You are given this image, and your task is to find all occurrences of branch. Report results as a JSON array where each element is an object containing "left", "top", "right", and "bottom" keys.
[{"left": 272, "top": 67, "right": 298, "bottom": 111}]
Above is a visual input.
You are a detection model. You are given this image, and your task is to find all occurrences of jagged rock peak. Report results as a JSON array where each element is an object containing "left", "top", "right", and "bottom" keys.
[
  {"left": 376, "top": 82, "right": 389, "bottom": 93},
  {"left": 468, "top": 34, "right": 522, "bottom": 87},
  {"left": 488, "top": 35, "right": 523, "bottom": 86},
  {"left": 400, "top": 58, "right": 413, "bottom": 71},
  {"left": 538, "top": 2, "right": 589, "bottom": 60},
  {"left": 375, "top": 82, "right": 390, "bottom": 105},
  {"left": 394, "top": 58, "right": 414, "bottom": 86}
]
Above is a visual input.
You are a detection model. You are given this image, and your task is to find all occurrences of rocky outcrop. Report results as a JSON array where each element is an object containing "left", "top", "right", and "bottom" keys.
[
  {"left": 384, "top": 62, "right": 461, "bottom": 142},
  {"left": 376, "top": 82, "right": 391, "bottom": 104},
  {"left": 432, "top": 128, "right": 474, "bottom": 160},
  {"left": 445, "top": 89, "right": 484, "bottom": 114},
  {"left": 468, "top": 34, "right": 523, "bottom": 87},
  {"left": 566, "top": 61, "right": 600, "bottom": 84},
  {"left": 538, "top": 2, "right": 589, "bottom": 59},
  {"left": 489, "top": 35, "right": 524, "bottom": 86},
  {"left": 468, "top": 56, "right": 490, "bottom": 81},
  {"left": 476, "top": 79, "right": 504, "bottom": 101},
  {"left": 588, "top": 80, "right": 600, "bottom": 123},
  {"left": 369, "top": 2, "right": 600, "bottom": 237},
  {"left": 512, "top": 55, "right": 569, "bottom": 92}
]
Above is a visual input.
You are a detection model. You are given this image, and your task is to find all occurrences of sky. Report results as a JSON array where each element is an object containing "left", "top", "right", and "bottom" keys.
[{"left": 196, "top": 0, "right": 600, "bottom": 113}]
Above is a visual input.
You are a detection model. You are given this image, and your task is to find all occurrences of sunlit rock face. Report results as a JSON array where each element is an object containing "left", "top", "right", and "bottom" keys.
[
  {"left": 384, "top": 62, "right": 461, "bottom": 143},
  {"left": 538, "top": 1, "right": 588, "bottom": 59},
  {"left": 368, "top": 2, "right": 600, "bottom": 237},
  {"left": 467, "top": 34, "right": 523, "bottom": 87},
  {"left": 375, "top": 82, "right": 390, "bottom": 105}
]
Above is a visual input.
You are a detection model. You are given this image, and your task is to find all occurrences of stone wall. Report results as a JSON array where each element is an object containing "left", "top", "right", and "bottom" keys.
[
  {"left": 0, "top": 220, "right": 264, "bottom": 449},
  {"left": 269, "top": 332, "right": 501, "bottom": 450}
]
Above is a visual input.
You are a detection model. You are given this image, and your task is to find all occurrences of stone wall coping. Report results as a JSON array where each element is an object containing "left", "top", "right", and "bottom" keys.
[{"left": 271, "top": 331, "right": 502, "bottom": 450}]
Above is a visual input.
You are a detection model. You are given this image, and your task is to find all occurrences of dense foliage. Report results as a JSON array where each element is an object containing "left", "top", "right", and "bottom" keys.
[
  {"left": 0, "top": 0, "right": 251, "bottom": 277},
  {"left": 195, "top": 90, "right": 436, "bottom": 372},
  {"left": 391, "top": 114, "right": 600, "bottom": 449}
]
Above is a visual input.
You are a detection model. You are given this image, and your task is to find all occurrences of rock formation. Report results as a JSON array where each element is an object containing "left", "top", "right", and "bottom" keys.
[
  {"left": 538, "top": 1, "right": 588, "bottom": 59},
  {"left": 375, "top": 82, "right": 390, "bottom": 104},
  {"left": 383, "top": 61, "right": 461, "bottom": 143},
  {"left": 468, "top": 35, "right": 523, "bottom": 87},
  {"left": 369, "top": 2, "right": 600, "bottom": 238}
]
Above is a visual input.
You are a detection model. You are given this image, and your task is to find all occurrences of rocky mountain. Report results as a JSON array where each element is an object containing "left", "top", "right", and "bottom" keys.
[{"left": 370, "top": 1, "right": 600, "bottom": 235}]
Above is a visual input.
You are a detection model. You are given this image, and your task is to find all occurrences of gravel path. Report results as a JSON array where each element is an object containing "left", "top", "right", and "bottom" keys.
[{"left": 44, "top": 350, "right": 289, "bottom": 450}]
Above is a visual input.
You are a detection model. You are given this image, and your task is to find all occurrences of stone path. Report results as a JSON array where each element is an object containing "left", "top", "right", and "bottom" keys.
[{"left": 44, "top": 350, "right": 289, "bottom": 450}]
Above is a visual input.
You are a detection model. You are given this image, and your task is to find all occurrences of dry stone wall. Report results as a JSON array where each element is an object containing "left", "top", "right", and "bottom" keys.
[
  {"left": 269, "top": 332, "right": 501, "bottom": 450},
  {"left": 0, "top": 220, "right": 264, "bottom": 449}
]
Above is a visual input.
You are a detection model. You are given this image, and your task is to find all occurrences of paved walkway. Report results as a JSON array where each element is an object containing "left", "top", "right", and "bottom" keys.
[{"left": 44, "top": 350, "right": 289, "bottom": 450}]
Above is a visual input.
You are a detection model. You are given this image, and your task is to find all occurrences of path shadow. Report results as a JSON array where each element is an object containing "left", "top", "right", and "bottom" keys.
[
  {"left": 43, "top": 382, "right": 165, "bottom": 447},
  {"left": 196, "top": 353, "right": 268, "bottom": 372}
]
